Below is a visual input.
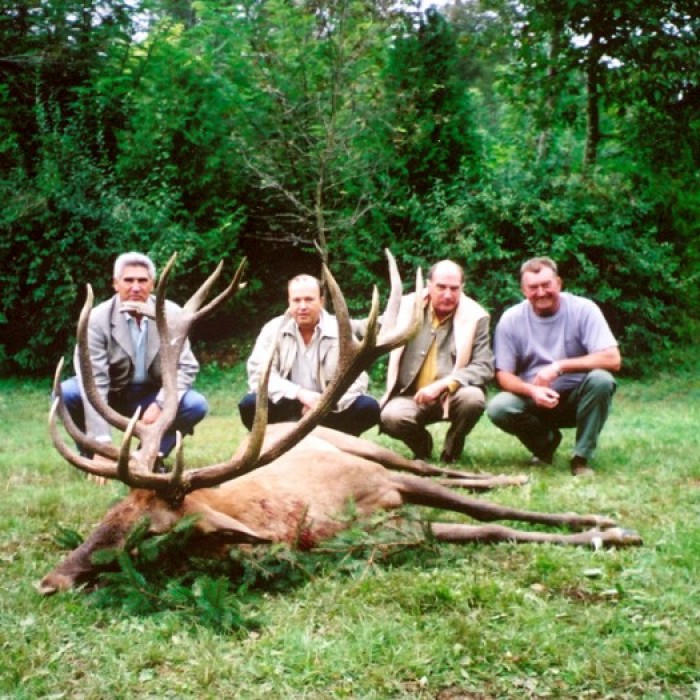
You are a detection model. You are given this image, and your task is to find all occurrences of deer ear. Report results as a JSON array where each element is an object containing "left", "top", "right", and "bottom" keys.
[{"left": 184, "top": 502, "right": 271, "bottom": 544}]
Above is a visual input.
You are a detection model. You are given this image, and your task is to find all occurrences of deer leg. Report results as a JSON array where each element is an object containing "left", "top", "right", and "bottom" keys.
[
  {"left": 311, "top": 425, "right": 495, "bottom": 479},
  {"left": 395, "top": 474, "right": 618, "bottom": 530},
  {"left": 436, "top": 475, "right": 530, "bottom": 491},
  {"left": 430, "top": 523, "right": 642, "bottom": 548}
]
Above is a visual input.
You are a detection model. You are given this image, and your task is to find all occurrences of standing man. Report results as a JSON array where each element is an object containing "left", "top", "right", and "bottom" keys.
[
  {"left": 61, "top": 252, "right": 208, "bottom": 471},
  {"left": 238, "top": 274, "right": 380, "bottom": 436},
  {"left": 379, "top": 260, "right": 493, "bottom": 463},
  {"left": 487, "top": 256, "right": 621, "bottom": 476}
]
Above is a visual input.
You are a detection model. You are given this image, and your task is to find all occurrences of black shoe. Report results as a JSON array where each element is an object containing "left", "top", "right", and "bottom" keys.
[
  {"left": 529, "top": 429, "right": 562, "bottom": 466},
  {"left": 154, "top": 454, "right": 169, "bottom": 474},
  {"left": 410, "top": 432, "right": 433, "bottom": 461},
  {"left": 570, "top": 455, "right": 594, "bottom": 476},
  {"left": 439, "top": 450, "right": 458, "bottom": 465}
]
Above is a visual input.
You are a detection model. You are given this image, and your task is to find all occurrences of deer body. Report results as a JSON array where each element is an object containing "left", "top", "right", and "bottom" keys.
[
  {"left": 41, "top": 253, "right": 641, "bottom": 597},
  {"left": 39, "top": 426, "right": 640, "bottom": 595}
]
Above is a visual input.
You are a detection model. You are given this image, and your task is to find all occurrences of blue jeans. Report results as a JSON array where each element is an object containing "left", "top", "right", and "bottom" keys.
[
  {"left": 486, "top": 370, "right": 616, "bottom": 461},
  {"left": 238, "top": 393, "right": 380, "bottom": 437},
  {"left": 60, "top": 376, "right": 208, "bottom": 458}
]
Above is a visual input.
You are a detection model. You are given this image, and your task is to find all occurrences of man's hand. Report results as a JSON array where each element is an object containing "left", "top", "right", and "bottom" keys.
[
  {"left": 530, "top": 385, "right": 560, "bottom": 409},
  {"left": 532, "top": 362, "right": 561, "bottom": 387},
  {"left": 414, "top": 380, "right": 450, "bottom": 406},
  {"left": 298, "top": 388, "right": 322, "bottom": 414},
  {"left": 88, "top": 454, "right": 115, "bottom": 486},
  {"left": 141, "top": 402, "right": 162, "bottom": 425}
]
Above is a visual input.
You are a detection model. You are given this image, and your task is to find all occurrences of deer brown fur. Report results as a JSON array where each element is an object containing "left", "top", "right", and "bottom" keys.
[{"left": 39, "top": 253, "right": 641, "bottom": 596}]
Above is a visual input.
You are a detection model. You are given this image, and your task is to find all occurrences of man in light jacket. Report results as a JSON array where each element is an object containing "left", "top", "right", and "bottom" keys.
[
  {"left": 380, "top": 260, "right": 494, "bottom": 463},
  {"left": 60, "top": 252, "right": 208, "bottom": 470},
  {"left": 238, "top": 274, "right": 379, "bottom": 436}
]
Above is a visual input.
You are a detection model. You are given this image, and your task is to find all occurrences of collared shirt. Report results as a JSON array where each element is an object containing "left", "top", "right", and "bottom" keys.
[
  {"left": 414, "top": 306, "right": 460, "bottom": 394},
  {"left": 126, "top": 315, "right": 148, "bottom": 384},
  {"left": 290, "top": 322, "right": 322, "bottom": 393}
]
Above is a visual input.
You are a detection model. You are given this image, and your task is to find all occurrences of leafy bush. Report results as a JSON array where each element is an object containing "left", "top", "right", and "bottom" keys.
[{"left": 408, "top": 165, "right": 686, "bottom": 376}]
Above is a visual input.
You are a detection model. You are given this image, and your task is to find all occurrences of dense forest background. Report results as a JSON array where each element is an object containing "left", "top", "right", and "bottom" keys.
[{"left": 1, "top": 0, "right": 698, "bottom": 377}]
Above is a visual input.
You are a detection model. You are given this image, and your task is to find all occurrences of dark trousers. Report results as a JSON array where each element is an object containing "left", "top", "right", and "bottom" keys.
[
  {"left": 486, "top": 370, "right": 616, "bottom": 461},
  {"left": 60, "top": 376, "right": 208, "bottom": 458},
  {"left": 238, "top": 393, "right": 380, "bottom": 437}
]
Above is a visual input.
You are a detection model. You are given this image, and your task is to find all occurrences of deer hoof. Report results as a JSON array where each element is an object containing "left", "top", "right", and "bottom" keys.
[{"left": 594, "top": 527, "right": 643, "bottom": 548}]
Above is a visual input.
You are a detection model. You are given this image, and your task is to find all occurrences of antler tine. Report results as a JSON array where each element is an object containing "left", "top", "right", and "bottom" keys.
[
  {"left": 51, "top": 357, "right": 120, "bottom": 463},
  {"left": 185, "top": 338, "right": 275, "bottom": 490},
  {"left": 185, "top": 251, "right": 419, "bottom": 485},
  {"left": 374, "top": 250, "right": 424, "bottom": 353},
  {"left": 136, "top": 255, "right": 249, "bottom": 472},
  {"left": 379, "top": 248, "right": 404, "bottom": 329},
  {"left": 49, "top": 398, "right": 119, "bottom": 481},
  {"left": 76, "top": 284, "right": 135, "bottom": 435},
  {"left": 116, "top": 409, "right": 140, "bottom": 482},
  {"left": 186, "top": 258, "right": 248, "bottom": 320}
]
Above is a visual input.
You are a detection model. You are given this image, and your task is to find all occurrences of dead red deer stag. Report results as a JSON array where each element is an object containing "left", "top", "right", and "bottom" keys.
[{"left": 39, "top": 252, "right": 641, "bottom": 595}]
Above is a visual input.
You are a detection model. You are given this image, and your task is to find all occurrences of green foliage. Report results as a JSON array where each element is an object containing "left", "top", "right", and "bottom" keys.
[
  {"left": 0, "top": 0, "right": 698, "bottom": 375},
  {"left": 80, "top": 499, "right": 438, "bottom": 634},
  {"left": 85, "top": 514, "right": 261, "bottom": 633},
  {"left": 0, "top": 107, "right": 193, "bottom": 373},
  {"left": 384, "top": 8, "right": 483, "bottom": 196}
]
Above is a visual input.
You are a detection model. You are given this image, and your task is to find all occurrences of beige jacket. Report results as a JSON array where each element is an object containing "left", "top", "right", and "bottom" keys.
[{"left": 380, "top": 291, "right": 493, "bottom": 408}]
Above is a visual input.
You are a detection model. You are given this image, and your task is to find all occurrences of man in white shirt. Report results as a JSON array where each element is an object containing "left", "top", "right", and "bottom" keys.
[{"left": 238, "top": 274, "right": 379, "bottom": 436}]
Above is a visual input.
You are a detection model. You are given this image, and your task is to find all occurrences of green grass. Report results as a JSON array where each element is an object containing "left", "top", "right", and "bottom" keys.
[{"left": 1, "top": 360, "right": 699, "bottom": 699}]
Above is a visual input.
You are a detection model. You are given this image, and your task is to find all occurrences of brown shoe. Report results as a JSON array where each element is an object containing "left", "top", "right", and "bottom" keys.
[
  {"left": 570, "top": 456, "right": 594, "bottom": 476},
  {"left": 439, "top": 450, "right": 458, "bottom": 465}
]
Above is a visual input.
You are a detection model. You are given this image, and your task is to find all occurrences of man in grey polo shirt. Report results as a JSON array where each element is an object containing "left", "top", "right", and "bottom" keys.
[{"left": 487, "top": 256, "right": 621, "bottom": 476}]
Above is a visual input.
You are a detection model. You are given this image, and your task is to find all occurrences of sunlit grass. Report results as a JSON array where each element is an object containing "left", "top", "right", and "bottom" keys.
[{"left": 1, "top": 356, "right": 698, "bottom": 698}]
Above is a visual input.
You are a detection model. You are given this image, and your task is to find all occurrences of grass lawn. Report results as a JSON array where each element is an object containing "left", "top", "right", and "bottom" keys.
[{"left": 1, "top": 358, "right": 698, "bottom": 699}]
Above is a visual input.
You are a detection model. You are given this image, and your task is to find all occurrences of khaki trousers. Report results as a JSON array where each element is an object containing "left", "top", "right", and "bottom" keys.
[{"left": 380, "top": 385, "right": 486, "bottom": 460}]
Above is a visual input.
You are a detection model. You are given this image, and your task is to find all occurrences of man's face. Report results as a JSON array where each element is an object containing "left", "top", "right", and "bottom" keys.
[
  {"left": 521, "top": 267, "right": 562, "bottom": 317},
  {"left": 288, "top": 278, "right": 323, "bottom": 331},
  {"left": 428, "top": 264, "right": 462, "bottom": 320},
  {"left": 113, "top": 264, "right": 154, "bottom": 304}
]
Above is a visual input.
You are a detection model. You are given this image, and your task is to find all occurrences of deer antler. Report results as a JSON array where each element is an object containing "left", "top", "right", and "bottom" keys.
[
  {"left": 50, "top": 255, "right": 246, "bottom": 491},
  {"left": 50, "top": 250, "right": 421, "bottom": 503}
]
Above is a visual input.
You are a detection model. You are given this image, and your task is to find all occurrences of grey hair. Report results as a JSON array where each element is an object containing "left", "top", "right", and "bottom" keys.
[
  {"left": 113, "top": 252, "right": 156, "bottom": 280},
  {"left": 520, "top": 256, "right": 558, "bottom": 280}
]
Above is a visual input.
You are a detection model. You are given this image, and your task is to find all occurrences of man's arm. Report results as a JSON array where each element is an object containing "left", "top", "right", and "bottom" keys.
[
  {"left": 450, "top": 316, "right": 495, "bottom": 388},
  {"left": 532, "top": 346, "right": 621, "bottom": 386},
  {"left": 246, "top": 317, "right": 301, "bottom": 402},
  {"left": 495, "top": 369, "right": 561, "bottom": 409},
  {"left": 497, "top": 346, "right": 621, "bottom": 410},
  {"left": 414, "top": 317, "right": 494, "bottom": 405}
]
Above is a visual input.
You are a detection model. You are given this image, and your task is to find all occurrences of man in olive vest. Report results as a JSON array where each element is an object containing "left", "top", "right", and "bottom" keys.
[{"left": 379, "top": 260, "right": 494, "bottom": 463}]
